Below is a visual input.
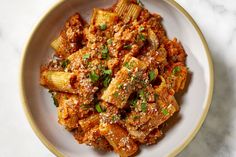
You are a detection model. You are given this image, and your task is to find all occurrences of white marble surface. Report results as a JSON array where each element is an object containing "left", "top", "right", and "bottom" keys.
[{"left": 0, "top": 0, "right": 235, "bottom": 156}]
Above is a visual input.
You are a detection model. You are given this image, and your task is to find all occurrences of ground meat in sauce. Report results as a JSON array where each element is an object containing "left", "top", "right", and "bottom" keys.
[{"left": 40, "top": 0, "right": 188, "bottom": 156}]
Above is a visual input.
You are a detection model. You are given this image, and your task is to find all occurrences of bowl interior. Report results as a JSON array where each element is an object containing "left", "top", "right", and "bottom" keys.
[{"left": 21, "top": 0, "right": 212, "bottom": 156}]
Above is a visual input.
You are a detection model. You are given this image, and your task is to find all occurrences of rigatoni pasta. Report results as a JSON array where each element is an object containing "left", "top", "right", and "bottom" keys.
[
  {"left": 91, "top": 9, "right": 118, "bottom": 26},
  {"left": 40, "top": 0, "right": 188, "bottom": 156},
  {"left": 40, "top": 71, "right": 77, "bottom": 93},
  {"left": 101, "top": 56, "right": 147, "bottom": 108},
  {"left": 79, "top": 114, "right": 100, "bottom": 132},
  {"left": 115, "top": 0, "right": 142, "bottom": 23},
  {"left": 99, "top": 123, "right": 138, "bottom": 157}
]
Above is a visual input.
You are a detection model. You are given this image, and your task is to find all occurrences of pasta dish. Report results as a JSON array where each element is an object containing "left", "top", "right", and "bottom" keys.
[{"left": 40, "top": 0, "right": 188, "bottom": 156}]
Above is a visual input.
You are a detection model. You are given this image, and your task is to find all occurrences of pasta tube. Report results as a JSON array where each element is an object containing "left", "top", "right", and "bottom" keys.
[
  {"left": 51, "top": 36, "right": 63, "bottom": 52},
  {"left": 50, "top": 35, "right": 75, "bottom": 58},
  {"left": 115, "top": 0, "right": 129, "bottom": 17},
  {"left": 91, "top": 9, "right": 118, "bottom": 26},
  {"left": 79, "top": 114, "right": 100, "bottom": 132},
  {"left": 115, "top": 0, "right": 142, "bottom": 23},
  {"left": 101, "top": 56, "right": 147, "bottom": 108},
  {"left": 99, "top": 123, "right": 138, "bottom": 157},
  {"left": 40, "top": 70, "right": 77, "bottom": 93},
  {"left": 82, "top": 125, "right": 112, "bottom": 150}
]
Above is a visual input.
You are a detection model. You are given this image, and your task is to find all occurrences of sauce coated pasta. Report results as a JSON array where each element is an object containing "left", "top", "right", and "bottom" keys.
[{"left": 40, "top": 0, "right": 188, "bottom": 156}]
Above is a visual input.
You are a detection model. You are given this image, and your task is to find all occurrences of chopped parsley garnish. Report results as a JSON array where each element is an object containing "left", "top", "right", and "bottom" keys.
[
  {"left": 131, "top": 61, "right": 136, "bottom": 68},
  {"left": 137, "top": 0, "right": 144, "bottom": 7},
  {"left": 162, "top": 108, "right": 169, "bottom": 115},
  {"left": 139, "top": 90, "right": 146, "bottom": 101},
  {"left": 149, "top": 70, "right": 156, "bottom": 82},
  {"left": 118, "top": 84, "right": 123, "bottom": 89},
  {"left": 102, "top": 69, "right": 112, "bottom": 87},
  {"left": 139, "top": 34, "right": 146, "bottom": 41},
  {"left": 141, "top": 80, "right": 147, "bottom": 88},
  {"left": 61, "top": 59, "right": 70, "bottom": 68},
  {"left": 130, "top": 98, "right": 138, "bottom": 107},
  {"left": 124, "top": 60, "right": 135, "bottom": 70},
  {"left": 101, "top": 45, "right": 109, "bottom": 59},
  {"left": 95, "top": 103, "right": 103, "bottom": 113},
  {"left": 52, "top": 95, "right": 59, "bottom": 107},
  {"left": 123, "top": 45, "right": 132, "bottom": 50},
  {"left": 89, "top": 71, "right": 99, "bottom": 82},
  {"left": 107, "top": 39, "right": 113, "bottom": 45},
  {"left": 172, "top": 66, "right": 181, "bottom": 74},
  {"left": 131, "top": 75, "right": 138, "bottom": 82},
  {"left": 139, "top": 26, "right": 145, "bottom": 32},
  {"left": 124, "top": 62, "right": 130, "bottom": 69},
  {"left": 103, "top": 69, "right": 112, "bottom": 75},
  {"left": 102, "top": 45, "right": 109, "bottom": 54},
  {"left": 114, "top": 92, "right": 119, "bottom": 98},
  {"left": 141, "top": 103, "right": 147, "bottom": 112},
  {"left": 49, "top": 91, "right": 59, "bottom": 107},
  {"left": 112, "top": 115, "right": 120, "bottom": 122},
  {"left": 154, "top": 93, "right": 159, "bottom": 101},
  {"left": 100, "top": 24, "right": 107, "bottom": 30},
  {"left": 103, "top": 76, "right": 111, "bottom": 88},
  {"left": 133, "top": 115, "right": 140, "bottom": 120},
  {"left": 83, "top": 54, "right": 90, "bottom": 59}
]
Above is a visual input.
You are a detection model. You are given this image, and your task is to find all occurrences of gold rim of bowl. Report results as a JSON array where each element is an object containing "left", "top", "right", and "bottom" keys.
[{"left": 19, "top": 0, "right": 214, "bottom": 156}]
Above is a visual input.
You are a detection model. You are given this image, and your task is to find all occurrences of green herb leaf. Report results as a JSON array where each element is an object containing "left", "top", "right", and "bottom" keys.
[
  {"left": 113, "top": 92, "right": 119, "bottom": 98},
  {"left": 139, "top": 34, "right": 146, "bottom": 41},
  {"left": 139, "top": 26, "right": 145, "bottom": 32},
  {"left": 124, "top": 62, "right": 130, "bottom": 69},
  {"left": 141, "top": 103, "right": 147, "bottom": 112},
  {"left": 83, "top": 54, "right": 90, "bottom": 59},
  {"left": 61, "top": 59, "right": 70, "bottom": 69},
  {"left": 141, "top": 80, "right": 147, "bottom": 88},
  {"left": 52, "top": 96, "right": 59, "bottom": 107},
  {"left": 162, "top": 108, "right": 169, "bottom": 115},
  {"left": 137, "top": 0, "right": 144, "bottom": 7},
  {"left": 49, "top": 91, "right": 59, "bottom": 107},
  {"left": 95, "top": 103, "right": 103, "bottom": 113},
  {"left": 154, "top": 93, "right": 159, "bottom": 101},
  {"left": 103, "top": 69, "right": 112, "bottom": 75},
  {"left": 123, "top": 45, "right": 132, "bottom": 50},
  {"left": 149, "top": 70, "right": 156, "bottom": 82},
  {"left": 139, "top": 90, "right": 146, "bottom": 100},
  {"left": 89, "top": 71, "right": 99, "bottom": 82},
  {"left": 103, "top": 76, "right": 111, "bottom": 88},
  {"left": 107, "top": 39, "right": 113, "bottom": 45},
  {"left": 118, "top": 84, "right": 123, "bottom": 89},
  {"left": 130, "top": 98, "right": 138, "bottom": 107},
  {"left": 102, "top": 46, "right": 109, "bottom": 54},
  {"left": 172, "top": 66, "right": 181, "bottom": 74},
  {"left": 133, "top": 115, "right": 140, "bottom": 120},
  {"left": 112, "top": 115, "right": 120, "bottom": 122},
  {"left": 100, "top": 24, "right": 107, "bottom": 30},
  {"left": 101, "top": 45, "right": 109, "bottom": 59}
]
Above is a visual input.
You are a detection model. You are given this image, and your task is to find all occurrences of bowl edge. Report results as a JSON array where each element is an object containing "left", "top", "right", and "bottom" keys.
[
  {"left": 165, "top": 0, "right": 214, "bottom": 157},
  {"left": 19, "top": 0, "right": 65, "bottom": 156}
]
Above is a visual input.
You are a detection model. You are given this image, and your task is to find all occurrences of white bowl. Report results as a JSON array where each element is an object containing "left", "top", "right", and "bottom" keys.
[{"left": 20, "top": 0, "right": 214, "bottom": 156}]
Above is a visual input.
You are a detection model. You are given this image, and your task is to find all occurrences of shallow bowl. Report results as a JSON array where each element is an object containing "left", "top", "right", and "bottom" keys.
[{"left": 20, "top": 0, "right": 214, "bottom": 156}]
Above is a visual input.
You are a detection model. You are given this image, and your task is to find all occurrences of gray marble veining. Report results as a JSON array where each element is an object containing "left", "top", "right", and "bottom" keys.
[
  {"left": 177, "top": 0, "right": 236, "bottom": 157},
  {"left": 0, "top": 0, "right": 235, "bottom": 156}
]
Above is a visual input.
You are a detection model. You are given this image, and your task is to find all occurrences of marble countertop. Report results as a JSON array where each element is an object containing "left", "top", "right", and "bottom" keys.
[{"left": 0, "top": 0, "right": 235, "bottom": 156}]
